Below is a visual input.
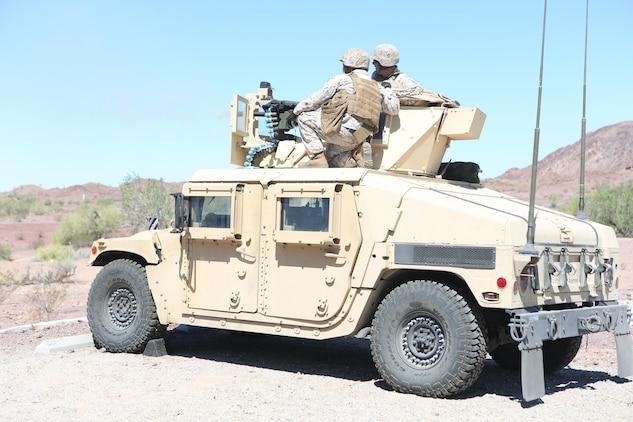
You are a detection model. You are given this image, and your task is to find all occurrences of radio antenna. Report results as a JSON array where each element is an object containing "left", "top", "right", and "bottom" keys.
[
  {"left": 576, "top": 0, "right": 590, "bottom": 220},
  {"left": 520, "top": 0, "right": 548, "bottom": 256}
]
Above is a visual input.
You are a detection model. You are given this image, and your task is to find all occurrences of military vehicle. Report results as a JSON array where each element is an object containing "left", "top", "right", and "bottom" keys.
[{"left": 87, "top": 82, "right": 632, "bottom": 402}]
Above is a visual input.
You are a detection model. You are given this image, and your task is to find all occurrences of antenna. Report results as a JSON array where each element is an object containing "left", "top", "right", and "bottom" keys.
[
  {"left": 576, "top": 0, "right": 590, "bottom": 220},
  {"left": 520, "top": 0, "right": 548, "bottom": 256}
]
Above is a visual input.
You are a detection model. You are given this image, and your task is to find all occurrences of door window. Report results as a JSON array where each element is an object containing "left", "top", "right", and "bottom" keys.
[
  {"left": 189, "top": 196, "right": 232, "bottom": 228},
  {"left": 279, "top": 197, "right": 330, "bottom": 232}
]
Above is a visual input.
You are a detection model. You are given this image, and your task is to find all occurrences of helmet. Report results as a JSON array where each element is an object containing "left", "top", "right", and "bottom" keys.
[
  {"left": 371, "top": 44, "right": 400, "bottom": 67},
  {"left": 340, "top": 48, "right": 370, "bottom": 70}
]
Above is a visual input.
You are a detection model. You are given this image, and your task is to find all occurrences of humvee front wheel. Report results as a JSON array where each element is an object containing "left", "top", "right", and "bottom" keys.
[
  {"left": 371, "top": 280, "right": 487, "bottom": 398},
  {"left": 87, "top": 259, "right": 166, "bottom": 353}
]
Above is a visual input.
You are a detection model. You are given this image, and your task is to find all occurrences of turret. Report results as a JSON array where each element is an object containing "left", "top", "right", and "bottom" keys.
[{"left": 230, "top": 81, "right": 486, "bottom": 176}]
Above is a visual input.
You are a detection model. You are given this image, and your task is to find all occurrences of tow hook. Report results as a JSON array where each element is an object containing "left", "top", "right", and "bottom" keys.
[{"left": 578, "top": 314, "right": 602, "bottom": 333}]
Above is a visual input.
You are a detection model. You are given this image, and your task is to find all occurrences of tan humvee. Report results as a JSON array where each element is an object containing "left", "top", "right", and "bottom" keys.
[{"left": 87, "top": 82, "right": 632, "bottom": 401}]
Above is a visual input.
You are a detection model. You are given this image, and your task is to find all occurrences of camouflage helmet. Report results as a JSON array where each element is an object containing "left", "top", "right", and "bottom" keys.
[
  {"left": 340, "top": 48, "right": 370, "bottom": 70},
  {"left": 371, "top": 44, "right": 400, "bottom": 67}
]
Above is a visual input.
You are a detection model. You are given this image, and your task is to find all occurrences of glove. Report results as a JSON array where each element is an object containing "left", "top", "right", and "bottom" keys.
[
  {"left": 286, "top": 110, "right": 297, "bottom": 127},
  {"left": 381, "top": 81, "right": 391, "bottom": 88}
]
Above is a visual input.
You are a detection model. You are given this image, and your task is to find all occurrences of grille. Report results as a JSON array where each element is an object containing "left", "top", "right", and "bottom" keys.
[{"left": 394, "top": 244, "right": 496, "bottom": 269}]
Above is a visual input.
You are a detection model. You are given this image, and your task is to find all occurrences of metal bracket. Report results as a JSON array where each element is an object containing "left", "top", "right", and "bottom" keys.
[
  {"left": 594, "top": 249, "right": 607, "bottom": 287},
  {"left": 604, "top": 257, "right": 614, "bottom": 287},
  {"left": 542, "top": 247, "right": 560, "bottom": 290},
  {"left": 558, "top": 248, "right": 576, "bottom": 288},
  {"left": 578, "top": 314, "right": 603, "bottom": 333},
  {"left": 509, "top": 315, "right": 530, "bottom": 343},
  {"left": 521, "top": 348, "right": 545, "bottom": 402},
  {"left": 580, "top": 248, "right": 596, "bottom": 288}
]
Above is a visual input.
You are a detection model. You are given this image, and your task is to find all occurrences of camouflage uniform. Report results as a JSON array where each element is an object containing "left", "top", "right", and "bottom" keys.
[
  {"left": 371, "top": 67, "right": 421, "bottom": 90},
  {"left": 294, "top": 69, "right": 399, "bottom": 168}
]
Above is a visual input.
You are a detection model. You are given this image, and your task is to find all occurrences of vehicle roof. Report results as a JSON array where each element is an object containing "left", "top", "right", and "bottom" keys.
[{"left": 188, "top": 167, "right": 369, "bottom": 184}]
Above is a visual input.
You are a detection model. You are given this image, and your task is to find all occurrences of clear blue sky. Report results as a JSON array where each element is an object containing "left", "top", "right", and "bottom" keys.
[{"left": 1, "top": 1, "right": 631, "bottom": 192}]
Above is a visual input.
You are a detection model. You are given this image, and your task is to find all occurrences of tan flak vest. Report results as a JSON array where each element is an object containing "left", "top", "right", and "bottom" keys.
[{"left": 321, "top": 74, "right": 381, "bottom": 142}]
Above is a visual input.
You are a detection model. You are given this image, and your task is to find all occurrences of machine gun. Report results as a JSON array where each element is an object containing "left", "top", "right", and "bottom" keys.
[{"left": 258, "top": 99, "right": 299, "bottom": 142}]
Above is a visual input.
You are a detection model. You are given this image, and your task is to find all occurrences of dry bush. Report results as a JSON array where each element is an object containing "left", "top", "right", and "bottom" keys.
[
  {"left": 0, "top": 242, "right": 12, "bottom": 260},
  {"left": 26, "top": 282, "right": 68, "bottom": 322},
  {"left": 3, "top": 261, "right": 77, "bottom": 323},
  {"left": 0, "top": 270, "right": 19, "bottom": 305}
]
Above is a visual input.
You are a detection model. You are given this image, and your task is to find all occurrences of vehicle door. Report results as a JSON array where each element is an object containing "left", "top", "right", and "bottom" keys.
[
  {"left": 183, "top": 183, "right": 262, "bottom": 314},
  {"left": 261, "top": 182, "right": 361, "bottom": 322}
]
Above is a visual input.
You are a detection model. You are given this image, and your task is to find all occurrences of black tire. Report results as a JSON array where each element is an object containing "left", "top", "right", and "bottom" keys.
[
  {"left": 490, "top": 336, "right": 583, "bottom": 373},
  {"left": 488, "top": 343, "right": 520, "bottom": 371},
  {"left": 371, "top": 280, "right": 487, "bottom": 398},
  {"left": 87, "top": 259, "right": 166, "bottom": 353}
]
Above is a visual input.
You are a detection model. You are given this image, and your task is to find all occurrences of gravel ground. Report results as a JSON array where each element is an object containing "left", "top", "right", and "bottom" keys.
[{"left": 0, "top": 320, "right": 632, "bottom": 421}]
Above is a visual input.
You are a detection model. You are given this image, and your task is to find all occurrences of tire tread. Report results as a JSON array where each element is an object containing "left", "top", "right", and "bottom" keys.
[
  {"left": 370, "top": 280, "right": 487, "bottom": 398},
  {"left": 87, "top": 259, "right": 166, "bottom": 353}
]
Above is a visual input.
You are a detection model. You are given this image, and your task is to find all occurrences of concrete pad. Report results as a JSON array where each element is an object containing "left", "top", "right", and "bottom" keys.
[
  {"left": 35, "top": 333, "right": 94, "bottom": 354},
  {"left": 0, "top": 317, "right": 88, "bottom": 334}
]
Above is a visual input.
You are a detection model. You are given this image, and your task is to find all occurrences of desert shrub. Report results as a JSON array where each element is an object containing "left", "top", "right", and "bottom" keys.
[
  {"left": 585, "top": 183, "right": 617, "bottom": 227},
  {"left": 547, "top": 193, "right": 559, "bottom": 209},
  {"left": 0, "top": 192, "right": 39, "bottom": 219},
  {"left": 609, "top": 182, "right": 633, "bottom": 237},
  {"left": 52, "top": 199, "right": 65, "bottom": 212},
  {"left": 9, "top": 198, "right": 31, "bottom": 219},
  {"left": 563, "top": 194, "right": 580, "bottom": 216},
  {"left": 5, "top": 263, "right": 76, "bottom": 322},
  {"left": 52, "top": 202, "right": 122, "bottom": 247},
  {"left": 564, "top": 181, "right": 633, "bottom": 236},
  {"left": 26, "top": 282, "right": 68, "bottom": 322},
  {"left": 0, "top": 199, "right": 10, "bottom": 217},
  {"left": 36, "top": 243, "right": 74, "bottom": 262},
  {"left": 584, "top": 182, "right": 633, "bottom": 236},
  {"left": 50, "top": 260, "right": 77, "bottom": 281},
  {"left": 0, "top": 270, "right": 19, "bottom": 305},
  {"left": 95, "top": 197, "right": 117, "bottom": 210},
  {"left": 0, "top": 192, "right": 54, "bottom": 218},
  {"left": 73, "top": 247, "right": 92, "bottom": 259},
  {"left": 120, "top": 172, "right": 172, "bottom": 232},
  {"left": 30, "top": 200, "right": 47, "bottom": 215},
  {"left": 25, "top": 263, "right": 75, "bottom": 322},
  {"left": 5, "top": 262, "right": 74, "bottom": 286},
  {"left": 0, "top": 242, "right": 12, "bottom": 260}
]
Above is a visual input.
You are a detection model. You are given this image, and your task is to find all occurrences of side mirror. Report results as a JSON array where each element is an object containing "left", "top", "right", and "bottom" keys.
[{"left": 171, "top": 192, "right": 186, "bottom": 233}]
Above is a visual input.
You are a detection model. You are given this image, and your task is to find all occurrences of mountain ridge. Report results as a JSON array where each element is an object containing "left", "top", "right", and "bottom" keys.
[{"left": 483, "top": 120, "right": 633, "bottom": 208}]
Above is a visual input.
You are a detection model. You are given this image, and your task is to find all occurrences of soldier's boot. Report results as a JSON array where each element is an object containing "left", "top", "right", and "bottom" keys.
[
  {"left": 340, "top": 158, "right": 356, "bottom": 168},
  {"left": 362, "top": 141, "right": 373, "bottom": 168},
  {"left": 298, "top": 152, "right": 329, "bottom": 168},
  {"left": 351, "top": 142, "right": 373, "bottom": 169},
  {"left": 352, "top": 144, "right": 364, "bottom": 168}
]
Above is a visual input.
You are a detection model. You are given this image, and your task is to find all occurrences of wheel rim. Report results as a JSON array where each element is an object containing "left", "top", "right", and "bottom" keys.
[
  {"left": 107, "top": 287, "right": 138, "bottom": 329},
  {"left": 400, "top": 314, "right": 446, "bottom": 368}
]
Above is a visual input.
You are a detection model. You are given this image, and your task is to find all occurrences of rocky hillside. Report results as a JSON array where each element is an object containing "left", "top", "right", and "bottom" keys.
[{"left": 483, "top": 121, "right": 633, "bottom": 209}]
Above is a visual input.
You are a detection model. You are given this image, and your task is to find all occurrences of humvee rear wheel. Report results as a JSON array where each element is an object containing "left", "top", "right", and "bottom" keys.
[
  {"left": 87, "top": 259, "right": 166, "bottom": 353},
  {"left": 371, "top": 280, "right": 487, "bottom": 398},
  {"left": 490, "top": 336, "right": 583, "bottom": 373}
]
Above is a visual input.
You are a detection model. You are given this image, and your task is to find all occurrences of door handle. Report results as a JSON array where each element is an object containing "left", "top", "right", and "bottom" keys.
[
  {"left": 236, "top": 245, "right": 256, "bottom": 261},
  {"left": 324, "top": 252, "right": 346, "bottom": 262}
]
